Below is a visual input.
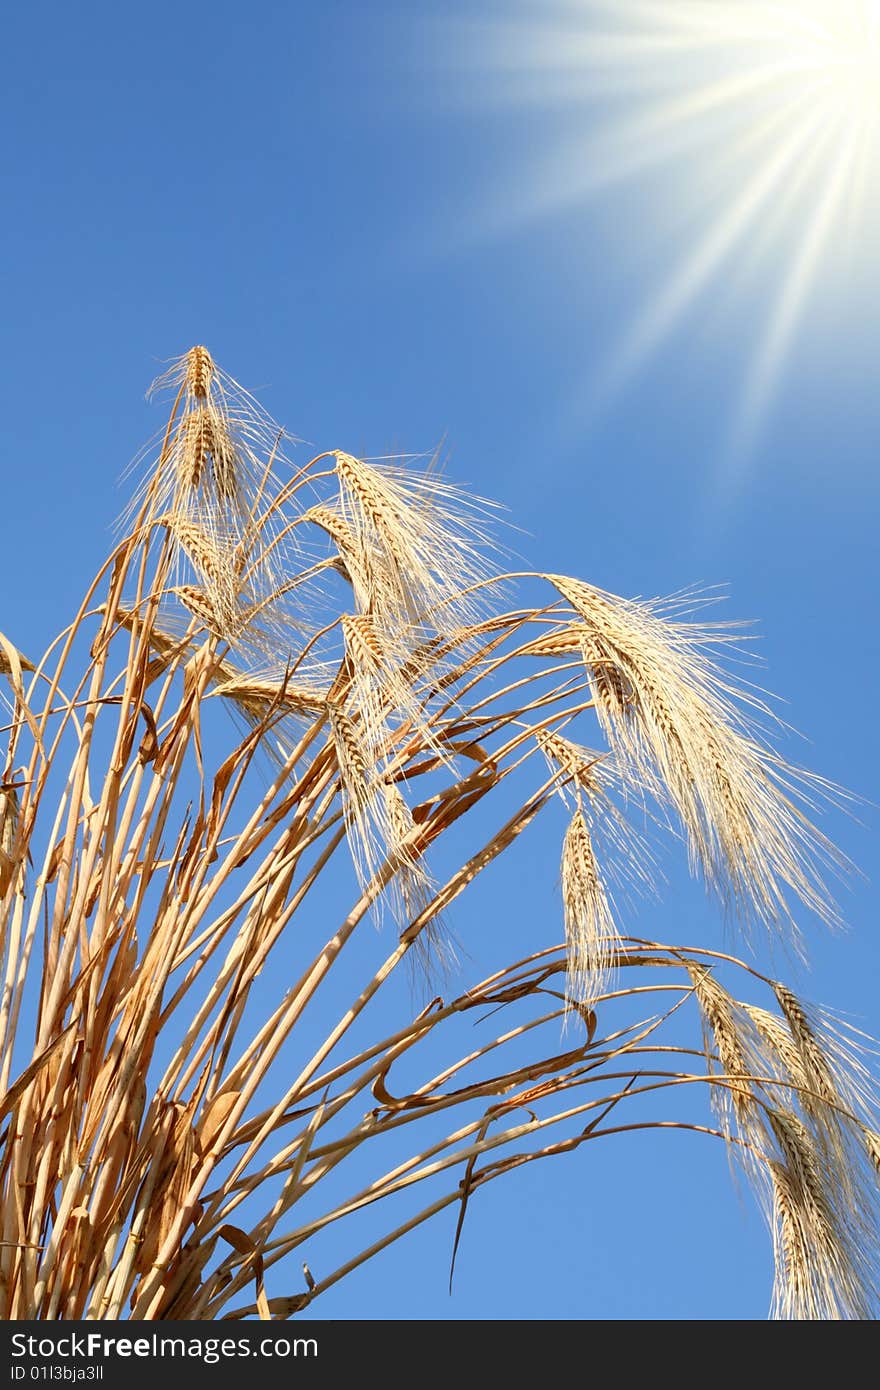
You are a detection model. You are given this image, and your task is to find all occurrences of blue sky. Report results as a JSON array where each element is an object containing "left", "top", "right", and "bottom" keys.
[{"left": 2, "top": 1, "right": 878, "bottom": 1319}]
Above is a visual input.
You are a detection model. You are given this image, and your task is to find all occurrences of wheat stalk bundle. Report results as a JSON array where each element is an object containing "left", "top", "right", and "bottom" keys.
[{"left": 0, "top": 347, "right": 877, "bottom": 1320}]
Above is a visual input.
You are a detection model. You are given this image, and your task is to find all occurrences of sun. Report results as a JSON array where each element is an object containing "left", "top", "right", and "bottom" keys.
[{"left": 445, "top": 1, "right": 880, "bottom": 445}]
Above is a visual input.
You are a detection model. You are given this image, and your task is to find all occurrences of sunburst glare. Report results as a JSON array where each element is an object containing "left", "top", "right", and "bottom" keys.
[{"left": 442, "top": 1, "right": 880, "bottom": 449}]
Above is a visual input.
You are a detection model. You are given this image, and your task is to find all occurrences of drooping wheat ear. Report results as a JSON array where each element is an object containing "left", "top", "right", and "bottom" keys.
[
  {"left": 560, "top": 809, "right": 618, "bottom": 1009},
  {"left": 163, "top": 516, "right": 227, "bottom": 588},
  {"left": 339, "top": 610, "right": 446, "bottom": 764},
  {"left": 769, "top": 1160, "right": 823, "bottom": 1321},
  {"left": 766, "top": 987, "right": 880, "bottom": 1209},
  {"left": 689, "top": 968, "right": 880, "bottom": 1317},
  {"left": 743, "top": 1000, "right": 856, "bottom": 1194},
  {"left": 341, "top": 612, "right": 384, "bottom": 674},
  {"left": 773, "top": 985, "right": 839, "bottom": 1107},
  {"left": 518, "top": 625, "right": 586, "bottom": 658},
  {"left": 340, "top": 611, "right": 393, "bottom": 746},
  {"left": 767, "top": 1108, "right": 871, "bottom": 1319},
  {"left": 334, "top": 451, "right": 499, "bottom": 642},
  {"left": 301, "top": 505, "right": 379, "bottom": 624},
  {"left": 304, "top": 504, "right": 358, "bottom": 552},
  {"left": 547, "top": 574, "right": 845, "bottom": 944},
  {"left": 172, "top": 585, "right": 224, "bottom": 637},
  {"left": 745, "top": 1005, "right": 818, "bottom": 1102},
  {"left": 162, "top": 516, "right": 243, "bottom": 630},
  {"left": 688, "top": 964, "right": 757, "bottom": 1133},
  {"left": 210, "top": 673, "right": 328, "bottom": 724},
  {"left": 538, "top": 728, "right": 655, "bottom": 907},
  {"left": 209, "top": 664, "right": 331, "bottom": 765},
  {"left": 536, "top": 728, "right": 603, "bottom": 802},
  {"left": 579, "top": 635, "right": 635, "bottom": 716},
  {"left": 328, "top": 705, "right": 387, "bottom": 890}
]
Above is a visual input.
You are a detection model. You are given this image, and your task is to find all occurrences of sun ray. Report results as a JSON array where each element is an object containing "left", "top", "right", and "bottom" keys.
[
  {"left": 737, "top": 128, "right": 864, "bottom": 448},
  {"left": 439, "top": 1, "right": 880, "bottom": 447},
  {"left": 590, "top": 103, "right": 830, "bottom": 406}
]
